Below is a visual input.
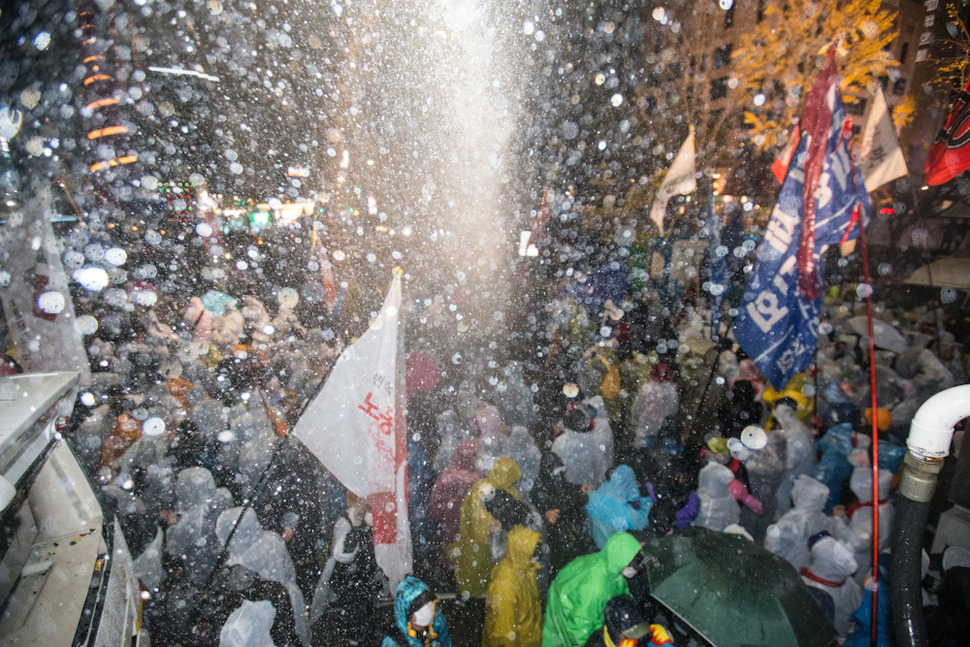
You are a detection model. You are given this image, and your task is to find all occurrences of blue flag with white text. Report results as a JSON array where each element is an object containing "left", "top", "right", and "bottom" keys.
[{"left": 733, "top": 61, "right": 870, "bottom": 390}]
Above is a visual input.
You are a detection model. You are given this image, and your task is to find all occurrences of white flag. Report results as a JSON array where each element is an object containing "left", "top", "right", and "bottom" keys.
[
  {"left": 650, "top": 129, "right": 696, "bottom": 235},
  {"left": 860, "top": 88, "right": 908, "bottom": 192},
  {"left": 293, "top": 271, "right": 411, "bottom": 589}
]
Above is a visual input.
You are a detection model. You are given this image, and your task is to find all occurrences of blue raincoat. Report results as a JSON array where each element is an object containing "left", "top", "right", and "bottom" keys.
[
  {"left": 382, "top": 576, "right": 451, "bottom": 647},
  {"left": 585, "top": 465, "right": 652, "bottom": 550}
]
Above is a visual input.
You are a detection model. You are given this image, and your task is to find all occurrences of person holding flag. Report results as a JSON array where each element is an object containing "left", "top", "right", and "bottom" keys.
[{"left": 733, "top": 51, "right": 871, "bottom": 392}]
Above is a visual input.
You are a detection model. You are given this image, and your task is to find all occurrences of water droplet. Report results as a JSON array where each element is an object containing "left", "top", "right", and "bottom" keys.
[
  {"left": 74, "top": 315, "right": 99, "bottom": 335},
  {"left": 37, "top": 291, "right": 65, "bottom": 314}
]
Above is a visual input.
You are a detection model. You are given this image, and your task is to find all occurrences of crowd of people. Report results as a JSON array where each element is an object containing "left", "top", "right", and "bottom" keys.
[{"left": 50, "top": 243, "right": 970, "bottom": 647}]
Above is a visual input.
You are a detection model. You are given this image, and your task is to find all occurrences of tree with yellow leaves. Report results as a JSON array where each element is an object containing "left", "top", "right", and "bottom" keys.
[{"left": 733, "top": 0, "right": 900, "bottom": 152}]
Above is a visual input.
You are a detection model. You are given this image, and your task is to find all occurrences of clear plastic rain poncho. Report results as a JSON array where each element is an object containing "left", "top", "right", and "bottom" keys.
[
  {"left": 166, "top": 467, "right": 234, "bottom": 588},
  {"left": 433, "top": 409, "right": 474, "bottom": 474},
  {"left": 215, "top": 507, "right": 310, "bottom": 647},
  {"left": 132, "top": 527, "right": 165, "bottom": 590},
  {"left": 495, "top": 361, "right": 537, "bottom": 430},
  {"left": 772, "top": 404, "right": 818, "bottom": 520},
  {"left": 552, "top": 404, "right": 614, "bottom": 488},
  {"left": 473, "top": 405, "right": 510, "bottom": 473},
  {"left": 692, "top": 462, "right": 740, "bottom": 532},
  {"left": 628, "top": 372, "right": 679, "bottom": 449},
  {"left": 765, "top": 475, "right": 850, "bottom": 571},
  {"left": 800, "top": 536, "right": 861, "bottom": 637},
  {"left": 506, "top": 425, "right": 542, "bottom": 499},
  {"left": 219, "top": 599, "right": 278, "bottom": 647},
  {"left": 738, "top": 425, "right": 787, "bottom": 542},
  {"left": 845, "top": 466, "right": 894, "bottom": 586}
]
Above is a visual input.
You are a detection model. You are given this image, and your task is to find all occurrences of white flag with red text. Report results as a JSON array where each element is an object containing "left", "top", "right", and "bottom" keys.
[{"left": 293, "top": 271, "right": 411, "bottom": 589}]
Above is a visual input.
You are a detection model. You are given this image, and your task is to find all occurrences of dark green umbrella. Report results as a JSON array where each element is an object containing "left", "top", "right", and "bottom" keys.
[{"left": 642, "top": 527, "right": 839, "bottom": 647}]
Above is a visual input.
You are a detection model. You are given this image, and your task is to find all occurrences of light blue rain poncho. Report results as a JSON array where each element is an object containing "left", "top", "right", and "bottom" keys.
[{"left": 585, "top": 465, "right": 652, "bottom": 549}]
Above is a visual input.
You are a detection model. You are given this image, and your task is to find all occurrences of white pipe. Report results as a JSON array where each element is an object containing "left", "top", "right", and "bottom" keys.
[{"left": 907, "top": 384, "right": 970, "bottom": 459}]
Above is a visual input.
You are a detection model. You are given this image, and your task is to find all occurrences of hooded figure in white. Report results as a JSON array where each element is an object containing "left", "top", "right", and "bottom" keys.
[
  {"left": 846, "top": 466, "right": 894, "bottom": 586},
  {"left": 552, "top": 397, "right": 614, "bottom": 488},
  {"left": 800, "top": 536, "right": 861, "bottom": 637},
  {"left": 692, "top": 462, "right": 740, "bottom": 531},
  {"left": 629, "top": 369, "right": 679, "bottom": 449},
  {"left": 506, "top": 425, "right": 542, "bottom": 499},
  {"left": 773, "top": 404, "right": 817, "bottom": 520},
  {"left": 215, "top": 507, "right": 310, "bottom": 647},
  {"left": 739, "top": 426, "right": 787, "bottom": 543},
  {"left": 165, "top": 467, "right": 234, "bottom": 588},
  {"left": 765, "top": 475, "right": 850, "bottom": 571},
  {"left": 219, "top": 599, "right": 278, "bottom": 647}
]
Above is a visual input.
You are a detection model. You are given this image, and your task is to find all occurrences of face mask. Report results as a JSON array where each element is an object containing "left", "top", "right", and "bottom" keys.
[
  {"left": 411, "top": 601, "right": 435, "bottom": 627},
  {"left": 621, "top": 566, "right": 638, "bottom": 578}
]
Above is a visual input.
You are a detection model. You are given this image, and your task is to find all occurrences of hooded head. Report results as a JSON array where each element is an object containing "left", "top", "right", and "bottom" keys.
[
  {"left": 488, "top": 457, "right": 522, "bottom": 491},
  {"left": 849, "top": 466, "right": 893, "bottom": 503},
  {"left": 698, "top": 462, "right": 735, "bottom": 497},
  {"left": 603, "top": 595, "right": 651, "bottom": 643},
  {"left": 791, "top": 475, "right": 830, "bottom": 512},
  {"left": 602, "top": 531, "right": 643, "bottom": 575},
  {"left": 454, "top": 438, "right": 480, "bottom": 471},
  {"left": 474, "top": 405, "right": 507, "bottom": 439},
  {"left": 808, "top": 536, "right": 858, "bottom": 582},
  {"left": 393, "top": 576, "right": 440, "bottom": 639},
  {"left": 505, "top": 525, "right": 542, "bottom": 569},
  {"left": 602, "top": 465, "right": 641, "bottom": 503}
]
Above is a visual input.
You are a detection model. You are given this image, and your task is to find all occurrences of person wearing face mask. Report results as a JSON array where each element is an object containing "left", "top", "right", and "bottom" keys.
[
  {"left": 483, "top": 525, "right": 544, "bottom": 647},
  {"left": 381, "top": 576, "right": 451, "bottom": 647},
  {"left": 542, "top": 531, "right": 645, "bottom": 647},
  {"left": 310, "top": 491, "right": 386, "bottom": 645}
]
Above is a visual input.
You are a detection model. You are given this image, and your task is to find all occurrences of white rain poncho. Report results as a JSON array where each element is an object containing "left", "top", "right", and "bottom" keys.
[
  {"left": 473, "top": 404, "right": 509, "bottom": 472},
  {"left": 800, "top": 536, "right": 861, "bottom": 637},
  {"left": 765, "top": 475, "right": 850, "bottom": 571},
  {"left": 551, "top": 403, "right": 614, "bottom": 488},
  {"left": 773, "top": 404, "right": 817, "bottom": 520},
  {"left": 495, "top": 362, "right": 537, "bottom": 429},
  {"left": 432, "top": 409, "right": 473, "bottom": 474},
  {"left": 166, "top": 467, "right": 234, "bottom": 588},
  {"left": 692, "top": 462, "right": 740, "bottom": 531},
  {"left": 215, "top": 507, "right": 310, "bottom": 647},
  {"left": 629, "top": 378, "right": 679, "bottom": 449},
  {"left": 506, "top": 425, "right": 542, "bottom": 499},
  {"left": 219, "top": 599, "right": 278, "bottom": 647},
  {"left": 846, "top": 466, "right": 894, "bottom": 585},
  {"left": 132, "top": 527, "right": 165, "bottom": 589}
]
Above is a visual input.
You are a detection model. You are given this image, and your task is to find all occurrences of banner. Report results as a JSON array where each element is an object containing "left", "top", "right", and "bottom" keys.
[
  {"left": 860, "top": 88, "right": 908, "bottom": 192},
  {"left": 650, "top": 129, "right": 696, "bottom": 235},
  {"left": 292, "top": 271, "right": 411, "bottom": 588},
  {"left": 733, "top": 55, "right": 870, "bottom": 390},
  {"left": 924, "top": 76, "right": 970, "bottom": 186}
]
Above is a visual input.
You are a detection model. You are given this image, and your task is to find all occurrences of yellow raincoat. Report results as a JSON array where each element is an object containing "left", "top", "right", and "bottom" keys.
[
  {"left": 453, "top": 457, "right": 523, "bottom": 597},
  {"left": 483, "top": 525, "right": 542, "bottom": 647}
]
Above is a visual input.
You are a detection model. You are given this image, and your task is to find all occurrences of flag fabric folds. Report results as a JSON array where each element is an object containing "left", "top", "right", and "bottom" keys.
[
  {"left": 733, "top": 54, "right": 871, "bottom": 391},
  {"left": 650, "top": 129, "right": 696, "bottom": 235},
  {"left": 925, "top": 76, "right": 970, "bottom": 186},
  {"left": 292, "top": 271, "right": 412, "bottom": 589},
  {"left": 771, "top": 125, "right": 801, "bottom": 184},
  {"left": 860, "top": 88, "right": 908, "bottom": 192}
]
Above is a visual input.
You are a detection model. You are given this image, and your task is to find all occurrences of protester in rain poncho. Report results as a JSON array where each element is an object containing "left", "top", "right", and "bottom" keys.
[
  {"left": 432, "top": 410, "right": 472, "bottom": 474},
  {"left": 772, "top": 403, "right": 817, "bottom": 520},
  {"left": 429, "top": 439, "right": 484, "bottom": 569},
  {"left": 799, "top": 535, "right": 861, "bottom": 638},
  {"left": 691, "top": 462, "right": 740, "bottom": 532},
  {"left": 309, "top": 491, "right": 385, "bottom": 643},
  {"left": 552, "top": 401, "right": 613, "bottom": 488},
  {"left": 220, "top": 599, "right": 278, "bottom": 647},
  {"left": 382, "top": 576, "right": 451, "bottom": 647},
  {"left": 844, "top": 465, "right": 894, "bottom": 586},
  {"left": 737, "top": 422, "right": 786, "bottom": 542},
  {"left": 890, "top": 343, "right": 955, "bottom": 438},
  {"left": 811, "top": 423, "right": 855, "bottom": 515},
  {"left": 474, "top": 405, "right": 511, "bottom": 472},
  {"left": 532, "top": 449, "right": 595, "bottom": 578},
  {"left": 628, "top": 363, "right": 678, "bottom": 449},
  {"left": 586, "top": 465, "right": 652, "bottom": 549},
  {"left": 453, "top": 457, "right": 524, "bottom": 597},
  {"left": 165, "top": 466, "right": 234, "bottom": 588},
  {"left": 765, "top": 475, "right": 850, "bottom": 571},
  {"left": 483, "top": 525, "right": 543, "bottom": 647},
  {"left": 215, "top": 507, "right": 311, "bottom": 647},
  {"left": 507, "top": 425, "right": 542, "bottom": 499},
  {"left": 495, "top": 361, "right": 537, "bottom": 430},
  {"left": 542, "top": 531, "right": 643, "bottom": 647}
]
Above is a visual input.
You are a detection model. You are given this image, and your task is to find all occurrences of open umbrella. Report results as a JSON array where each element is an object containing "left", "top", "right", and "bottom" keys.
[
  {"left": 844, "top": 315, "right": 907, "bottom": 354},
  {"left": 642, "top": 527, "right": 839, "bottom": 647}
]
